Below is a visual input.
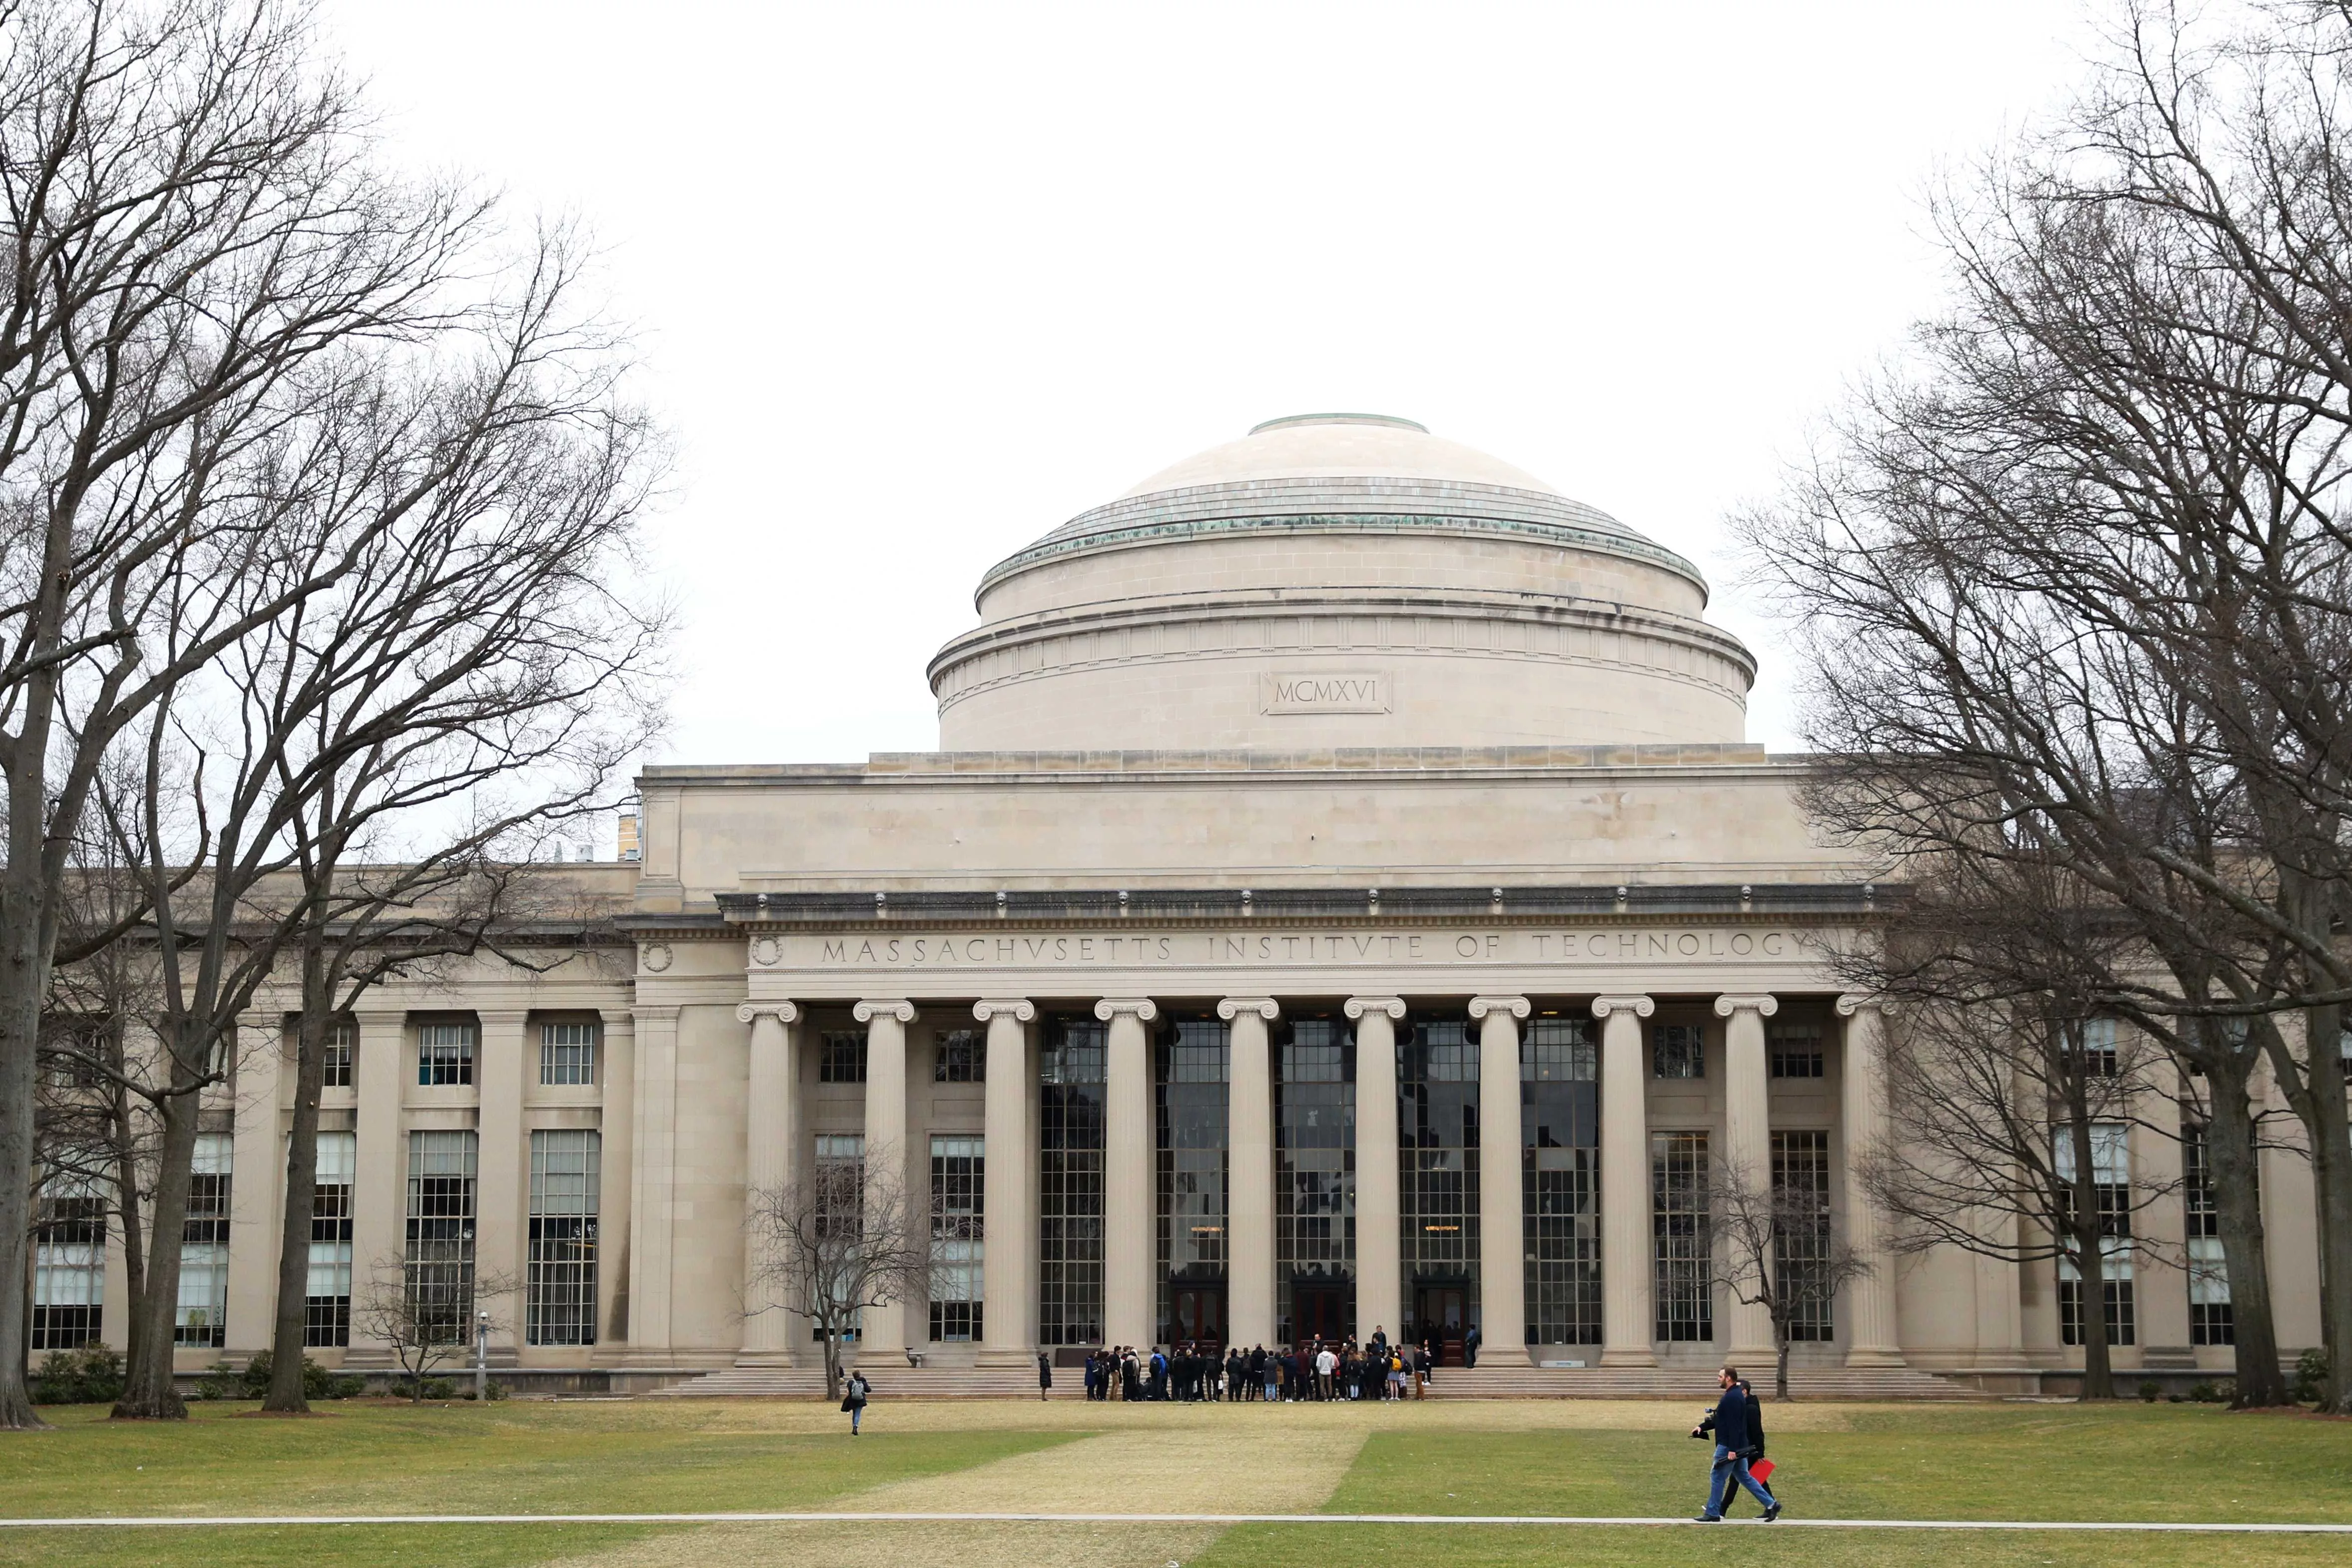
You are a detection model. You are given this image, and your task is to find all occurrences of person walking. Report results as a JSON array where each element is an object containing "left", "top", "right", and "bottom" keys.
[
  {"left": 1037, "top": 1349, "right": 1053, "bottom": 1402},
  {"left": 842, "top": 1369, "right": 872, "bottom": 1436},
  {"left": 1692, "top": 1365, "right": 1780, "bottom": 1523}
]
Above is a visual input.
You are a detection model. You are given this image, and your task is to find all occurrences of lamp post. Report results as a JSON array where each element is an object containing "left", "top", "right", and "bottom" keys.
[{"left": 475, "top": 1309, "right": 490, "bottom": 1402}]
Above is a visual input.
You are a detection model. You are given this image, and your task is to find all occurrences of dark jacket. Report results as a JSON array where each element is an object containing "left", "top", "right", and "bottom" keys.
[{"left": 1701, "top": 1383, "right": 1757, "bottom": 1453}]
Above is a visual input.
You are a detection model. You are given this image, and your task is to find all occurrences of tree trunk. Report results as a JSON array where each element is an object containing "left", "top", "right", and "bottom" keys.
[
  {"left": 2203, "top": 1055, "right": 2288, "bottom": 1406},
  {"left": 111, "top": 1100, "right": 147, "bottom": 1390},
  {"left": 2067, "top": 1116, "right": 2114, "bottom": 1400},
  {"left": 0, "top": 854, "right": 53, "bottom": 1429},
  {"left": 823, "top": 1329, "right": 843, "bottom": 1404},
  {"left": 265, "top": 950, "right": 335, "bottom": 1413},
  {"left": 112, "top": 1022, "right": 205, "bottom": 1421},
  {"left": 1774, "top": 1323, "right": 1792, "bottom": 1401},
  {"left": 2304, "top": 1017, "right": 2352, "bottom": 1417}
]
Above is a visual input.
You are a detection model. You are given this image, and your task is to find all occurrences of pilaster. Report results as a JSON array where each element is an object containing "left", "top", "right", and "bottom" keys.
[
  {"left": 344, "top": 1007, "right": 408, "bottom": 1367},
  {"left": 474, "top": 1009, "right": 530, "bottom": 1362},
  {"left": 225, "top": 1011, "right": 284, "bottom": 1357},
  {"left": 625, "top": 1004, "right": 681, "bottom": 1360}
]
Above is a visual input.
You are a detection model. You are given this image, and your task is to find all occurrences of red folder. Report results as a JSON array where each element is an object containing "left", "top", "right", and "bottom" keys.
[{"left": 1749, "top": 1458, "right": 1776, "bottom": 1486}]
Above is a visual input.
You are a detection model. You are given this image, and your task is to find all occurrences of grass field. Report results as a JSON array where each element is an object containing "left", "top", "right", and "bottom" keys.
[{"left": 3, "top": 1395, "right": 2349, "bottom": 1568}]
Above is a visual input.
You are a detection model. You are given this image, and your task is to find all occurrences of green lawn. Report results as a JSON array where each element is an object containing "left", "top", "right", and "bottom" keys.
[{"left": 3, "top": 1397, "right": 2349, "bottom": 1568}]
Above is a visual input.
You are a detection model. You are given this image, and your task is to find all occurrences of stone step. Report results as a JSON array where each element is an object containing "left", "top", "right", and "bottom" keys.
[{"left": 647, "top": 1360, "right": 1979, "bottom": 1400}]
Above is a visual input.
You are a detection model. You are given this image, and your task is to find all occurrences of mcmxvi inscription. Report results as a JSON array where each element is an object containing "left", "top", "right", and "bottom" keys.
[{"left": 1259, "top": 669, "right": 1389, "bottom": 714}]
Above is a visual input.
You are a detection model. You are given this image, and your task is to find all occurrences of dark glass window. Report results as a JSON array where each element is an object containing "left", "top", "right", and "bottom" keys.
[
  {"left": 930, "top": 1135, "right": 984, "bottom": 1342},
  {"left": 1277, "top": 1016, "right": 1353, "bottom": 1346},
  {"left": 527, "top": 1130, "right": 599, "bottom": 1346},
  {"left": 934, "top": 1029, "right": 984, "bottom": 1083},
  {"left": 1768, "top": 1021, "right": 1824, "bottom": 1079},
  {"left": 2183, "top": 1124, "right": 2235, "bottom": 1346},
  {"left": 1772, "top": 1130, "right": 1833, "bottom": 1341},
  {"left": 321, "top": 1017, "right": 356, "bottom": 1089},
  {"left": 1523, "top": 1015, "right": 1600, "bottom": 1345},
  {"left": 1039, "top": 1017, "right": 1105, "bottom": 1346},
  {"left": 1156, "top": 1016, "right": 1229, "bottom": 1344},
  {"left": 405, "top": 1130, "right": 478, "bottom": 1346},
  {"left": 32, "top": 1179, "right": 106, "bottom": 1350},
  {"left": 305, "top": 1131, "right": 356, "bottom": 1347},
  {"left": 819, "top": 1030, "right": 868, "bottom": 1084},
  {"left": 417, "top": 1020, "right": 475, "bottom": 1087},
  {"left": 1652, "top": 1131, "right": 1711, "bottom": 1341},
  {"left": 1652, "top": 1024, "right": 1705, "bottom": 1080},
  {"left": 1399, "top": 1014, "right": 1479, "bottom": 1347}
]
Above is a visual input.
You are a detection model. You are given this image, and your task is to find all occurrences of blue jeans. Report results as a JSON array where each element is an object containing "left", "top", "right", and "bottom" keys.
[{"left": 1706, "top": 1444, "right": 1774, "bottom": 1517}]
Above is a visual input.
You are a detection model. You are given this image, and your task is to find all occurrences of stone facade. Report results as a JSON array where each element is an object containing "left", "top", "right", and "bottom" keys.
[{"left": 97, "top": 415, "right": 2320, "bottom": 1393}]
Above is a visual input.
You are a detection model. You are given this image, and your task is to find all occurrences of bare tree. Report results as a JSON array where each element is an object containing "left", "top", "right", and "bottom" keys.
[
  {"left": 350, "top": 1256, "right": 518, "bottom": 1404},
  {"left": 1707, "top": 1160, "right": 1870, "bottom": 1401},
  {"left": 745, "top": 1143, "right": 929, "bottom": 1403},
  {"left": 0, "top": 0, "right": 497, "bottom": 1429}
]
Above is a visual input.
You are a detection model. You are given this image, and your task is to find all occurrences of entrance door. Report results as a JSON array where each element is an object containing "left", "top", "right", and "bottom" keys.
[
  {"left": 1416, "top": 1285, "right": 1468, "bottom": 1366},
  {"left": 1292, "top": 1281, "right": 1351, "bottom": 1345},
  {"left": 1170, "top": 1282, "right": 1226, "bottom": 1351}
]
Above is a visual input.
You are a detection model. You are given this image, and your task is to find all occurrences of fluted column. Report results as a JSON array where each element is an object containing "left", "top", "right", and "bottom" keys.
[
  {"left": 1837, "top": 995, "right": 1904, "bottom": 1365},
  {"left": 1220, "top": 997, "right": 1280, "bottom": 1349},
  {"left": 1097, "top": 997, "right": 1159, "bottom": 1349},
  {"left": 738, "top": 1001, "right": 801, "bottom": 1364},
  {"left": 1347, "top": 997, "right": 1406, "bottom": 1347},
  {"left": 854, "top": 999, "right": 915, "bottom": 1357},
  {"left": 975, "top": 998, "right": 1036, "bottom": 1366},
  {"left": 1593, "top": 994, "right": 1656, "bottom": 1366},
  {"left": 1716, "top": 993, "right": 1778, "bottom": 1364},
  {"left": 1471, "top": 995, "right": 1529, "bottom": 1357}
]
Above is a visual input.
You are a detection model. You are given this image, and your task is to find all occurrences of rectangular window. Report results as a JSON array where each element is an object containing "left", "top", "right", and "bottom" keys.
[
  {"left": 1159, "top": 1016, "right": 1234, "bottom": 1342},
  {"left": 1768, "top": 1022, "right": 1825, "bottom": 1079},
  {"left": 306, "top": 1131, "right": 356, "bottom": 1347},
  {"left": 1275, "top": 1016, "right": 1349, "bottom": 1347},
  {"left": 528, "top": 1130, "right": 600, "bottom": 1345},
  {"left": 1651, "top": 1024, "right": 1705, "bottom": 1080},
  {"left": 812, "top": 1134, "right": 865, "bottom": 1341},
  {"left": 2182, "top": 1124, "right": 2234, "bottom": 1346},
  {"left": 1652, "top": 1131, "right": 1711, "bottom": 1341},
  {"left": 934, "top": 1029, "right": 984, "bottom": 1083},
  {"left": 1772, "top": 1130, "right": 1833, "bottom": 1341},
  {"left": 32, "top": 1175, "right": 107, "bottom": 1350},
  {"left": 539, "top": 1020, "right": 598, "bottom": 1086},
  {"left": 929, "top": 1134, "right": 984, "bottom": 1343},
  {"left": 2064, "top": 1017, "right": 2119, "bottom": 1078},
  {"left": 1523, "top": 1015, "right": 1600, "bottom": 1346},
  {"left": 1399, "top": 1014, "right": 1480, "bottom": 1351},
  {"left": 2055, "top": 1122, "right": 2134, "bottom": 1346},
  {"left": 175, "top": 1133, "right": 233, "bottom": 1347},
  {"left": 405, "top": 1130, "right": 478, "bottom": 1346},
  {"left": 819, "top": 1030, "right": 867, "bottom": 1084},
  {"left": 417, "top": 1020, "right": 475, "bottom": 1087},
  {"left": 321, "top": 1017, "right": 356, "bottom": 1090},
  {"left": 1039, "top": 1018, "right": 1106, "bottom": 1346}
]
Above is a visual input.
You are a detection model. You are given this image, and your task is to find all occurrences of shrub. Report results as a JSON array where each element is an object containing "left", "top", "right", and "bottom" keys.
[
  {"left": 485, "top": 1380, "right": 507, "bottom": 1401},
  {"left": 327, "top": 1373, "right": 367, "bottom": 1399},
  {"left": 2294, "top": 1346, "right": 2330, "bottom": 1405},
  {"left": 2188, "top": 1381, "right": 2223, "bottom": 1404},
  {"left": 195, "top": 1362, "right": 242, "bottom": 1401},
  {"left": 2167, "top": 1394, "right": 2185, "bottom": 1404},
  {"left": 31, "top": 1346, "right": 124, "bottom": 1405},
  {"left": 240, "top": 1350, "right": 360, "bottom": 1400},
  {"left": 421, "top": 1378, "right": 457, "bottom": 1401},
  {"left": 2138, "top": 1381, "right": 2160, "bottom": 1402}
]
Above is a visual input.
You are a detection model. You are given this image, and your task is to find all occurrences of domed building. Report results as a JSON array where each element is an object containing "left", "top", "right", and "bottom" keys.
[{"left": 138, "top": 417, "right": 2304, "bottom": 1399}]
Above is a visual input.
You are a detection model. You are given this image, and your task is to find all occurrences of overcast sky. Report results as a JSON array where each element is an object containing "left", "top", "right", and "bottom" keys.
[{"left": 324, "top": 1, "right": 2106, "bottom": 768}]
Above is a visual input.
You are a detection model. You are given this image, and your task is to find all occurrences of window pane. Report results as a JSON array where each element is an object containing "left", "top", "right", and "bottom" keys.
[
  {"left": 540, "top": 1021, "right": 599, "bottom": 1086},
  {"left": 528, "top": 1130, "right": 600, "bottom": 1345}
]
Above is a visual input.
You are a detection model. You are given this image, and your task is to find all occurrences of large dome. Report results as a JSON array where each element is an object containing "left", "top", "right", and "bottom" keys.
[{"left": 928, "top": 415, "right": 1756, "bottom": 752}]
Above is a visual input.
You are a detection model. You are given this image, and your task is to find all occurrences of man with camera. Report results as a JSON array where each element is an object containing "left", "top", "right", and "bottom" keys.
[{"left": 1691, "top": 1365, "right": 1780, "bottom": 1523}]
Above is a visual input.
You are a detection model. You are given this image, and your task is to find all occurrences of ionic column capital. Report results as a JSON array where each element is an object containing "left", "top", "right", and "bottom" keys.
[
  {"left": 1835, "top": 992, "right": 1883, "bottom": 1018},
  {"left": 1216, "top": 997, "right": 1280, "bottom": 1022},
  {"left": 1590, "top": 995, "right": 1654, "bottom": 1020},
  {"left": 735, "top": 1000, "right": 801, "bottom": 1026},
  {"left": 972, "top": 998, "right": 1036, "bottom": 1024},
  {"left": 1712, "top": 993, "right": 1779, "bottom": 1019},
  {"left": 853, "top": 999, "right": 916, "bottom": 1024},
  {"left": 1468, "top": 995, "right": 1530, "bottom": 1021},
  {"left": 1343, "top": 996, "right": 1407, "bottom": 1021},
  {"left": 1094, "top": 997, "right": 1159, "bottom": 1023}
]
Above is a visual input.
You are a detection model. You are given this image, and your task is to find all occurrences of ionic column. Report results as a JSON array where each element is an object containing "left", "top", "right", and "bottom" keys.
[
  {"left": 854, "top": 999, "right": 916, "bottom": 1357},
  {"left": 1837, "top": 995, "right": 1904, "bottom": 1365},
  {"left": 1593, "top": 995, "right": 1656, "bottom": 1366},
  {"left": 1096, "top": 997, "right": 1159, "bottom": 1349},
  {"left": 1220, "top": 997, "right": 1280, "bottom": 1349},
  {"left": 1716, "top": 993, "right": 1778, "bottom": 1365},
  {"left": 1470, "top": 995, "right": 1529, "bottom": 1357},
  {"left": 737, "top": 1001, "right": 801, "bottom": 1364},
  {"left": 474, "top": 1009, "right": 530, "bottom": 1361},
  {"left": 1347, "top": 997, "right": 1406, "bottom": 1346},
  {"left": 975, "top": 998, "right": 1036, "bottom": 1366}
]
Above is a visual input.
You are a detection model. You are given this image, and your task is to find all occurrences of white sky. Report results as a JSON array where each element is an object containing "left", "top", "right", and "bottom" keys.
[{"left": 323, "top": 1, "right": 2105, "bottom": 768}]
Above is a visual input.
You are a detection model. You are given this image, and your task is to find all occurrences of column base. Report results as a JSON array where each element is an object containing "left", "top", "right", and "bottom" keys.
[
  {"left": 1726, "top": 1344, "right": 1777, "bottom": 1369},
  {"left": 1599, "top": 1345, "right": 1658, "bottom": 1368},
  {"left": 1843, "top": 1346, "right": 1908, "bottom": 1368},
  {"left": 975, "top": 1346, "right": 1037, "bottom": 1369},
  {"left": 732, "top": 1352, "right": 797, "bottom": 1369}
]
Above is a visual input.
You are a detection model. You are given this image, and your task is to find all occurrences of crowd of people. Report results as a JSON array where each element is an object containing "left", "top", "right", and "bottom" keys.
[{"left": 1079, "top": 1329, "right": 1439, "bottom": 1402}]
